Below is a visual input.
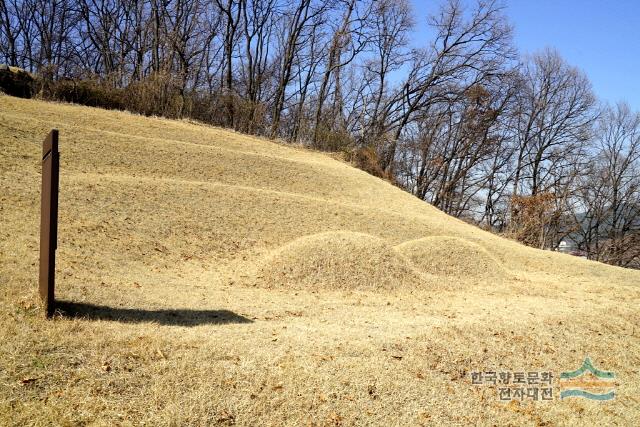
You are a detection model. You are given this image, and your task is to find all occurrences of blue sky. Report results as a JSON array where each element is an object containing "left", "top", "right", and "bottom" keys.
[{"left": 410, "top": 0, "right": 640, "bottom": 111}]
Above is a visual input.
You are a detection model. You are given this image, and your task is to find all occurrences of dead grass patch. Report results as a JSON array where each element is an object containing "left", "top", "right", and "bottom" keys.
[
  {"left": 253, "top": 231, "right": 427, "bottom": 290},
  {"left": 395, "top": 236, "right": 510, "bottom": 281},
  {"left": 1, "top": 96, "right": 640, "bottom": 425}
]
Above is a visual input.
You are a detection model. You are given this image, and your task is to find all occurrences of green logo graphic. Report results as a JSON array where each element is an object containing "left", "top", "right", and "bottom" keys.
[{"left": 559, "top": 358, "right": 616, "bottom": 401}]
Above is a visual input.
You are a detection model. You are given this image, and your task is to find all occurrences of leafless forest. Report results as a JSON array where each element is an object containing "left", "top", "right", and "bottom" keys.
[{"left": 1, "top": 0, "right": 639, "bottom": 267}]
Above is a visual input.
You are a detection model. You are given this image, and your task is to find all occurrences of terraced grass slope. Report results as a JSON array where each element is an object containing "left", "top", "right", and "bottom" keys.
[{"left": 1, "top": 95, "right": 639, "bottom": 425}]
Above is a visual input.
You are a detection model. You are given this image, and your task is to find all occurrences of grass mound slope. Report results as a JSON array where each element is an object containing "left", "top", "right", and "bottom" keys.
[
  {"left": 395, "top": 236, "right": 509, "bottom": 280},
  {"left": 2, "top": 96, "right": 640, "bottom": 425},
  {"left": 254, "top": 231, "right": 426, "bottom": 290}
]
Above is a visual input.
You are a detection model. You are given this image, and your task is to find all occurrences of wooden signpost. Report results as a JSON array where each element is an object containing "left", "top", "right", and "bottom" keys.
[{"left": 39, "top": 130, "right": 59, "bottom": 317}]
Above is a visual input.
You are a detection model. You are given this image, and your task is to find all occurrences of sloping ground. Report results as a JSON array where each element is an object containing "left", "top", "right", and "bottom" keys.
[{"left": 1, "top": 95, "right": 639, "bottom": 426}]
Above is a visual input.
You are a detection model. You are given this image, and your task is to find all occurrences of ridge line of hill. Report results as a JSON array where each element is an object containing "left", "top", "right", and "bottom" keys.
[
  {"left": 1, "top": 108, "right": 345, "bottom": 169},
  {"left": 67, "top": 172, "right": 461, "bottom": 233}
]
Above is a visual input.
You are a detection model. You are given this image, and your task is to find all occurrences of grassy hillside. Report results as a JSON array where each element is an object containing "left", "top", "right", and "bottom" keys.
[{"left": 1, "top": 95, "right": 639, "bottom": 425}]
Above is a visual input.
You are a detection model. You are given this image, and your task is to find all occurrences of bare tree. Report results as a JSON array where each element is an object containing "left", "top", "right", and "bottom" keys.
[
  {"left": 357, "top": 0, "right": 412, "bottom": 148},
  {"left": 311, "top": 0, "right": 372, "bottom": 148},
  {"left": 574, "top": 103, "right": 640, "bottom": 266},
  {"left": 507, "top": 49, "right": 597, "bottom": 248},
  {"left": 380, "top": 0, "right": 515, "bottom": 173},
  {"left": 0, "top": 0, "right": 19, "bottom": 66},
  {"left": 269, "top": 0, "right": 320, "bottom": 137},
  {"left": 214, "top": 0, "right": 242, "bottom": 127},
  {"left": 511, "top": 48, "right": 596, "bottom": 197}
]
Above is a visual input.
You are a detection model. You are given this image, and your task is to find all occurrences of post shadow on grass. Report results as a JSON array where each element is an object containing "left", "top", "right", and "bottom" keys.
[{"left": 55, "top": 301, "right": 253, "bottom": 326}]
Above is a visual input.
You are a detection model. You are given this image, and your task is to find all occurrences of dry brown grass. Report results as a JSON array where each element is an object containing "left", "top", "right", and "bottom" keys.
[
  {"left": 394, "top": 236, "right": 510, "bottom": 281},
  {"left": 252, "top": 231, "right": 427, "bottom": 290},
  {"left": 1, "top": 95, "right": 640, "bottom": 426}
]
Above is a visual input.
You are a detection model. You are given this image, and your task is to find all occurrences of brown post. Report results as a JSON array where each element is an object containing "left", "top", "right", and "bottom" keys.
[{"left": 39, "top": 130, "right": 59, "bottom": 318}]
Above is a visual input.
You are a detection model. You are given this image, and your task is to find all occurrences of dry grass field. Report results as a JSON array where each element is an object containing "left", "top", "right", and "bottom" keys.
[{"left": 1, "top": 95, "right": 640, "bottom": 426}]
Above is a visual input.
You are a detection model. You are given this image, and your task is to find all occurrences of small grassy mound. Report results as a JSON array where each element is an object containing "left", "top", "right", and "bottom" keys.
[
  {"left": 253, "top": 231, "right": 426, "bottom": 290},
  {"left": 395, "top": 236, "right": 509, "bottom": 280}
]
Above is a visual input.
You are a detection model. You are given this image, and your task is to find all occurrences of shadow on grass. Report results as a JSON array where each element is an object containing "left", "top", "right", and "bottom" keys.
[{"left": 55, "top": 301, "right": 253, "bottom": 326}]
